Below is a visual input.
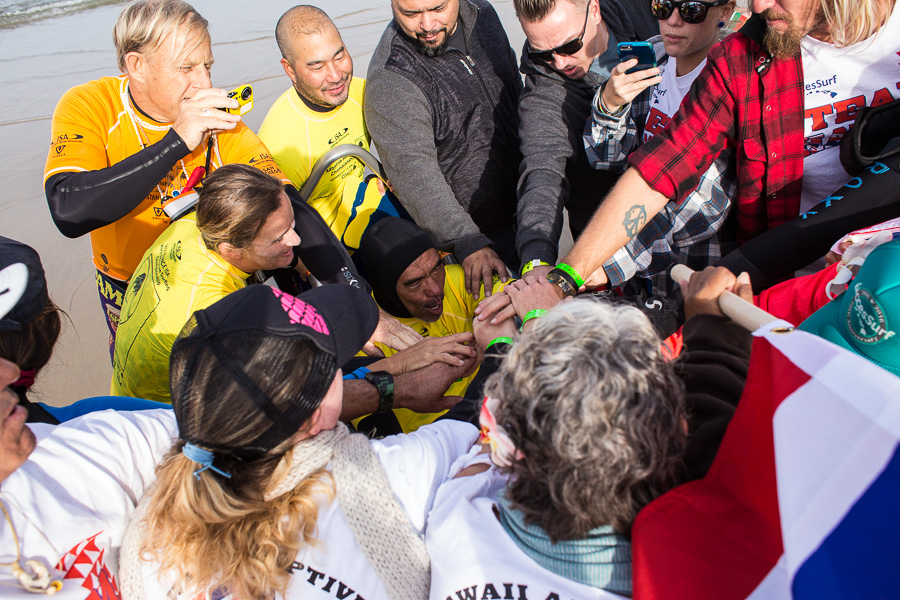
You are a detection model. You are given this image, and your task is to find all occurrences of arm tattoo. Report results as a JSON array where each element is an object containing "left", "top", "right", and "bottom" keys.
[{"left": 622, "top": 204, "right": 647, "bottom": 238}]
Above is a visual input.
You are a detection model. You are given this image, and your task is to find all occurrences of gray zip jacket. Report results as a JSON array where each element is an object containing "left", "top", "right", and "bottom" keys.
[
  {"left": 365, "top": 0, "right": 522, "bottom": 262},
  {"left": 516, "top": 0, "right": 659, "bottom": 265}
]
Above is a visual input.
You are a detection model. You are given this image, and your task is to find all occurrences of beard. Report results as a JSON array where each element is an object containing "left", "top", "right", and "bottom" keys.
[
  {"left": 293, "top": 73, "right": 350, "bottom": 109},
  {"left": 760, "top": 7, "right": 827, "bottom": 59},
  {"left": 414, "top": 28, "right": 450, "bottom": 57}
]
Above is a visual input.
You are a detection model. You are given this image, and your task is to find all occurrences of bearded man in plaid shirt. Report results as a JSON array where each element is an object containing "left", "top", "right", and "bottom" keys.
[{"left": 552, "top": 0, "right": 900, "bottom": 292}]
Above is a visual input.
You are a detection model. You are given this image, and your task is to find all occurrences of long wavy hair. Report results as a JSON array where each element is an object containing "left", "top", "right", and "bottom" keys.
[
  {"left": 486, "top": 300, "right": 687, "bottom": 540},
  {"left": 823, "top": 0, "right": 895, "bottom": 46},
  {"left": 140, "top": 438, "right": 332, "bottom": 600}
]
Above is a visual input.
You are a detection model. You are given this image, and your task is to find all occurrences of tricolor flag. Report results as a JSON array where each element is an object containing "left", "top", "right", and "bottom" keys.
[{"left": 632, "top": 320, "right": 900, "bottom": 599}]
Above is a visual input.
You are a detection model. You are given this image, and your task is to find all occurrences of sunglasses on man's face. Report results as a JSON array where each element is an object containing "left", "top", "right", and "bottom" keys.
[
  {"left": 527, "top": 0, "right": 592, "bottom": 63},
  {"left": 649, "top": 0, "right": 728, "bottom": 24}
]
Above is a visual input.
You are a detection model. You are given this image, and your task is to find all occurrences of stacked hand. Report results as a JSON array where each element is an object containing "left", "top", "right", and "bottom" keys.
[
  {"left": 462, "top": 247, "right": 508, "bottom": 299},
  {"left": 362, "top": 309, "right": 424, "bottom": 357},
  {"left": 475, "top": 275, "right": 565, "bottom": 327},
  {"left": 374, "top": 332, "right": 477, "bottom": 375}
]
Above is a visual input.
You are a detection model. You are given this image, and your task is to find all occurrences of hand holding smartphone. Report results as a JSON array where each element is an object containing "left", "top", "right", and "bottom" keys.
[{"left": 617, "top": 42, "right": 658, "bottom": 75}]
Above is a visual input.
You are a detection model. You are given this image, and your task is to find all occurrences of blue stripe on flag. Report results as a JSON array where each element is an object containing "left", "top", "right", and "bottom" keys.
[{"left": 792, "top": 444, "right": 900, "bottom": 600}]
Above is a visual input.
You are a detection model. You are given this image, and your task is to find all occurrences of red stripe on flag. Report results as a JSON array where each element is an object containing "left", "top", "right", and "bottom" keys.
[{"left": 633, "top": 336, "right": 812, "bottom": 599}]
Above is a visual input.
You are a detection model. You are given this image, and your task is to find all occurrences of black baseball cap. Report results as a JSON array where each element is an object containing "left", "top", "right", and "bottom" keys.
[
  {"left": 0, "top": 237, "right": 49, "bottom": 331},
  {"left": 169, "top": 284, "right": 378, "bottom": 459}
]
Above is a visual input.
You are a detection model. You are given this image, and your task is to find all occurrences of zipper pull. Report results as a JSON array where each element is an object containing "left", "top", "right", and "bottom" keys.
[{"left": 459, "top": 57, "right": 474, "bottom": 75}]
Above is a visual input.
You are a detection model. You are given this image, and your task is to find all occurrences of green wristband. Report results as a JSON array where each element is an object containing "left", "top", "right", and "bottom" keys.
[
  {"left": 556, "top": 263, "right": 585, "bottom": 288},
  {"left": 486, "top": 336, "right": 515, "bottom": 351},
  {"left": 521, "top": 309, "right": 547, "bottom": 326}
]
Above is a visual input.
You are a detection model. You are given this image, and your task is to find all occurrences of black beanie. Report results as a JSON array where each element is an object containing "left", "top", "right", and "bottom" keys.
[{"left": 359, "top": 218, "right": 435, "bottom": 318}]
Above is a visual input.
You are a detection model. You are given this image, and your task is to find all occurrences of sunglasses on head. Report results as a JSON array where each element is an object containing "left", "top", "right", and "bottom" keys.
[
  {"left": 527, "top": 0, "right": 592, "bottom": 63},
  {"left": 649, "top": 0, "right": 728, "bottom": 24}
]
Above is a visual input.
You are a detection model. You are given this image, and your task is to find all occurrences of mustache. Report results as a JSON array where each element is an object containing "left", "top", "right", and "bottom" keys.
[
  {"left": 416, "top": 27, "right": 446, "bottom": 39},
  {"left": 758, "top": 8, "right": 794, "bottom": 24},
  {"left": 323, "top": 73, "right": 350, "bottom": 91}
]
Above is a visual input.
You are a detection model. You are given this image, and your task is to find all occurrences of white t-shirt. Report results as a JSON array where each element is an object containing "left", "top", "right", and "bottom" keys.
[
  {"left": 799, "top": 3, "right": 900, "bottom": 213},
  {"left": 0, "top": 409, "right": 177, "bottom": 600},
  {"left": 643, "top": 57, "right": 708, "bottom": 142},
  {"left": 141, "top": 420, "right": 479, "bottom": 600},
  {"left": 427, "top": 448, "right": 628, "bottom": 600}
]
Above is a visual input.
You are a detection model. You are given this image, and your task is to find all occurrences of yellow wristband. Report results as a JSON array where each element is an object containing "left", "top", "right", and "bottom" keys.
[{"left": 521, "top": 259, "right": 551, "bottom": 275}]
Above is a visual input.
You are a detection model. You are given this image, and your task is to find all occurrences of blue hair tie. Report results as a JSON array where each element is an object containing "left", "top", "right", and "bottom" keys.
[{"left": 183, "top": 442, "right": 232, "bottom": 480}]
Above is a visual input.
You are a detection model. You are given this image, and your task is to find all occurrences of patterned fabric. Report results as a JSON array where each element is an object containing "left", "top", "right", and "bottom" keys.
[
  {"left": 583, "top": 41, "right": 734, "bottom": 287},
  {"left": 603, "top": 152, "right": 736, "bottom": 287},
  {"left": 629, "top": 15, "right": 805, "bottom": 245}
]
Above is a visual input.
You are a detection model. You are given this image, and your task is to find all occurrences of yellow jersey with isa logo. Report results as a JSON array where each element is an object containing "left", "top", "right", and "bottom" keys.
[{"left": 259, "top": 77, "right": 391, "bottom": 250}]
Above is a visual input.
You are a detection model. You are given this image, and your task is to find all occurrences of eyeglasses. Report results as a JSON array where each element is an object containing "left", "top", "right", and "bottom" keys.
[
  {"left": 527, "top": 0, "right": 592, "bottom": 63},
  {"left": 649, "top": 0, "right": 728, "bottom": 24}
]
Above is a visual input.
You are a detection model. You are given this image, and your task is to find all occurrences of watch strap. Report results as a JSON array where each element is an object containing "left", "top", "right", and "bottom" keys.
[{"left": 365, "top": 370, "right": 395, "bottom": 413}]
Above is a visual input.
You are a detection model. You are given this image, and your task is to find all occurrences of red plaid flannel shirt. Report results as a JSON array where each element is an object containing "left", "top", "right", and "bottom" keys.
[{"left": 629, "top": 16, "right": 805, "bottom": 244}]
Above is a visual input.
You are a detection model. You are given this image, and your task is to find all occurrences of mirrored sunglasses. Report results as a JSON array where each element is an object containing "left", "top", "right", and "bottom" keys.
[{"left": 649, "top": 0, "right": 728, "bottom": 24}]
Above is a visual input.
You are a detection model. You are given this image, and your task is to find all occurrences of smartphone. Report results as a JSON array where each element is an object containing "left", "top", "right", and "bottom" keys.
[
  {"left": 617, "top": 42, "right": 657, "bottom": 75},
  {"left": 221, "top": 84, "right": 253, "bottom": 116}
]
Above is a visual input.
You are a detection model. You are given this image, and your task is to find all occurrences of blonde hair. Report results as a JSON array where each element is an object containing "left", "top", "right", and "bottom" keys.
[
  {"left": 113, "top": 0, "right": 209, "bottom": 72},
  {"left": 141, "top": 441, "right": 333, "bottom": 600},
  {"left": 823, "top": 0, "right": 895, "bottom": 46}
]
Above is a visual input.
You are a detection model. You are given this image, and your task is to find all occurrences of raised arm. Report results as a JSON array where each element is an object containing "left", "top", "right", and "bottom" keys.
[{"left": 364, "top": 70, "right": 491, "bottom": 261}]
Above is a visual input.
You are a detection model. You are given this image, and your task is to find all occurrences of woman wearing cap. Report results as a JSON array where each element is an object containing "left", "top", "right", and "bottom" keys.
[
  {"left": 120, "top": 284, "right": 479, "bottom": 600},
  {"left": 0, "top": 237, "right": 65, "bottom": 424},
  {"left": 0, "top": 236, "right": 168, "bottom": 423}
]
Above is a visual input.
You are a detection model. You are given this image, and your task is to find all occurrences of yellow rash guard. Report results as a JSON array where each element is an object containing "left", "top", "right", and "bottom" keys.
[
  {"left": 111, "top": 213, "right": 249, "bottom": 403},
  {"left": 258, "top": 78, "right": 399, "bottom": 251},
  {"left": 44, "top": 75, "right": 287, "bottom": 282}
]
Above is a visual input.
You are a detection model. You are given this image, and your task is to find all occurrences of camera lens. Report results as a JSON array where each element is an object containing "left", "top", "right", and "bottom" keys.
[{"left": 240, "top": 86, "right": 252, "bottom": 101}]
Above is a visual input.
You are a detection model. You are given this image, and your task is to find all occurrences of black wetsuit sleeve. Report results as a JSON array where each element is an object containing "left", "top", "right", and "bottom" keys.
[
  {"left": 285, "top": 185, "right": 371, "bottom": 293},
  {"left": 44, "top": 129, "right": 190, "bottom": 239},
  {"left": 719, "top": 160, "right": 900, "bottom": 289}
]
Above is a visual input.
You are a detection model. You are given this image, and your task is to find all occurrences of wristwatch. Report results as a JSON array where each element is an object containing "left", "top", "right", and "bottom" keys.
[{"left": 364, "top": 370, "right": 395, "bottom": 413}]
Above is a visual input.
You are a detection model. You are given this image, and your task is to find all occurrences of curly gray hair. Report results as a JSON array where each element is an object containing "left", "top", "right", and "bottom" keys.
[{"left": 485, "top": 299, "right": 686, "bottom": 541}]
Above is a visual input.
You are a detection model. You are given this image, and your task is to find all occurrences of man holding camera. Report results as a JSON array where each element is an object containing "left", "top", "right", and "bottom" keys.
[
  {"left": 42, "top": 1, "right": 289, "bottom": 359},
  {"left": 513, "top": 0, "right": 657, "bottom": 280}
]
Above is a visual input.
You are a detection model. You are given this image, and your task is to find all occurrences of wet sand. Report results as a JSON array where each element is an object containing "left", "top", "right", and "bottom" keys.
[{"left": 0, "top": 0, "right": 538, "bottom": 405}]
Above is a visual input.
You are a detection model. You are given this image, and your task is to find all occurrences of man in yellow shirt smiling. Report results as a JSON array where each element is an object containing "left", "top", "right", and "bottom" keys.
[{"left": 258, "top": 5, "right": 406, "bottom": 253}]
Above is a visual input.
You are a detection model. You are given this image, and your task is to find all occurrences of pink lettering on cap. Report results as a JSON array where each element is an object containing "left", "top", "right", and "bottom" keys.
[{"left": 271, "top": 288, "right": 330, "bottom": 335}]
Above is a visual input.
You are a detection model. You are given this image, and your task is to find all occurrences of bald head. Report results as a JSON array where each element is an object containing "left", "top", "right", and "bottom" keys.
[
  {"left": 276, "top": 5, "right": 337, "bottom": 64},
  {"left": 275, "top": 5, "right": 354, "bottom": 109}
]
